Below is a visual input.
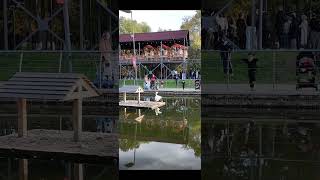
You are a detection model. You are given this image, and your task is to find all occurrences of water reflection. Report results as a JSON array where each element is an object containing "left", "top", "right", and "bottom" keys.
[
  {"left": 0, "top": 157, "right": 117, "bottom": 180},
  {"left": 0, "top": 104, "right": 118, "bottom": 179},
  {"left": 202, "top": 109, "right": 320, "bottom": 180},
  {"left": 154, "top": 107, "right": 162, "bottom": 116},
  {"left": 119, "top": 97, "right": 201, "bottom": 170}
]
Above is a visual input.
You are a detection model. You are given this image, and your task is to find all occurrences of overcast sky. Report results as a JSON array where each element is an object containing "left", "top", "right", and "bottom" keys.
[{"left": 119, "top": 10, "right": 197, "bottom": 32}]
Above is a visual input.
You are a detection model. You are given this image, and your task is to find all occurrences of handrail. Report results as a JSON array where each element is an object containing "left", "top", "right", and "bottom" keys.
[
  {"left": 0, "top": 50, "right": 118, "bottom": 53},
  {"left": 202, "top": 49, "right": 320, "bottom": 53}
]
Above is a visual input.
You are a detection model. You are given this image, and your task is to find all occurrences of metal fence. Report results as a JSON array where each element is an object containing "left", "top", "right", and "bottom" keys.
[
  {"left": 202, "top": 50, "right": 320, "bottom": 91},
  {"left": 0, "top": 50, "right": 119, "bottom": 89}
]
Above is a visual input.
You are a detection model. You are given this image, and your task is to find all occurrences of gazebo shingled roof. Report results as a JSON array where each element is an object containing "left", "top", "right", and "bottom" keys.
[{"left": 0, "top": 72, "right": 100, "bottom": 101}]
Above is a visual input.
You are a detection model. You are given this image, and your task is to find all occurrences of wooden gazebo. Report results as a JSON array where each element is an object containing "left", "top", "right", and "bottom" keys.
[{"left": 0, "top": 72, "right": 100, "bottom": 141}]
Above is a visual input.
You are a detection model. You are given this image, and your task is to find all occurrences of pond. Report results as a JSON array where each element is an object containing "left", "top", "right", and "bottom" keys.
[
  {"left": 202, "top": 108, "right": 320, "bottom": 180},
  {"left": 0, "top": 158, "right": 117, "bottom": 180},
  {"left": 119, "top": 97, "right": 201, "bottom": 170},
  {"left": 0, "top": 103, "right": 118, "bottom": 180}
]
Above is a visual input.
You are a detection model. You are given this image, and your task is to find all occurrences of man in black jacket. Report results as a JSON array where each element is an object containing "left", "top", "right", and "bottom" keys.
[{"left": 242, "top": 52, "right": 259, "bottom": 90}]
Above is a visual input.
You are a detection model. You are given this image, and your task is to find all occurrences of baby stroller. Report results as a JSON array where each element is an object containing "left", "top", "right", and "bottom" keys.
[{"left": 296, "top": 52, "right": 318, "bottom": 90}]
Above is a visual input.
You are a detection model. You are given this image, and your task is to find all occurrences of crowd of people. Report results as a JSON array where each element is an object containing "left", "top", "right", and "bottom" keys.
[
  {"left": 120, "top": 44, "right": 188, "bottom": 61},
  {"left": 202, "top": 8, "right": 320, "bottom": 50},
  {"left": 144, "top": 73, "right": 159, "bottom": 90}
]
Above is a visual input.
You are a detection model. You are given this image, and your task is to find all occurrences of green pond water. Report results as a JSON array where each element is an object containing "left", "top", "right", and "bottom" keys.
[
  {"left": 119, "top": 97, "right": 201, "bottom": 170},
  {"left": 202, "top": 108, "right": 320, "bottom": 180},
  {"left": 0, "top": 104, "right": 118, "bottom": 179}
]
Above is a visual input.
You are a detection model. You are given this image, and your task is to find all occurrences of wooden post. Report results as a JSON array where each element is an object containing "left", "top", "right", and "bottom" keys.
[
  {"left": 19, "top": 52, "right": 24, "bottom": 72},
  {"left": 3, "top": 0, "right": 8, "bottom": 50},
  {"left": 19, "top": 159, "right": 28, "bottom": 180},
  {"left": 73, "top": 86, "right": 82, "bottom": 142},
  {"left": 8, "top": 158, "right": 12, "bottom": 180},
  {"left": 138, "top": 91, "right": 140, "bottom": 104},
  {"left": 73, "top": 98, "right": 82, "bottom": 142},
  {"left": 258, "top": 0, "right": 263, "bottom": 49},
  {"left": 79, "top": 0, "right": 84, "bottom": 50},
  {"left": 123, "top": 92, "right": 126, "bottom": 102},
  {"left": 17, "top": 98, "right": 27, "bottom": 137},
  {"left": 73, "top": 163, "right": 83, "bottom": 180},
  {"left": 63, "top": 0, "right": 71, "bottom": 52}
]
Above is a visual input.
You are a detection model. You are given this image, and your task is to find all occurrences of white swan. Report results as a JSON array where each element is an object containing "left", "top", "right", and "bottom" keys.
[{"left": 154, "top": 92, "right": 162, "bottom": 102}]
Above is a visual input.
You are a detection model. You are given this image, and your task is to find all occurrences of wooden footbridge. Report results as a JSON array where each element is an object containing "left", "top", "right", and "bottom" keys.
[{"left": 119, "top": 86, "right": 165, "bottom": 110}]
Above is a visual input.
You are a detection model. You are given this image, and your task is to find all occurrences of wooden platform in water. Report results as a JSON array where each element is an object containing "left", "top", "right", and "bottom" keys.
[
  {"left": 0, "top": 129, "right": 118, "bottom": 163},
  {"left": 119, "top": 100, "right": 165, "bottom": 109}
]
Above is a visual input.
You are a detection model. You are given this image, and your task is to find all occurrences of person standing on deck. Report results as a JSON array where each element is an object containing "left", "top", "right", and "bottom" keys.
[
  {"left": 144, "top": 75, "right": 150, "bottom": 90},
  {"left": 151, "top": 74, "right": 157, "bottom": 90},
  {"left": 181, "top": 72, "right": 186, "bottom": 90},
  {"left": 242, "top": 52, "right": 259, "bottom": 91}
]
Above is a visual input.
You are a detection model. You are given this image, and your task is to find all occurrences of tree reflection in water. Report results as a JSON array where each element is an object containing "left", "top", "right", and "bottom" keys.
[{"left": 202, "top": 110, "right": 320, "bottom": 180}]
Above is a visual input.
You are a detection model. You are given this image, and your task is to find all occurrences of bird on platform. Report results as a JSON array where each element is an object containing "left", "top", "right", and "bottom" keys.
[{"left": 154, "top": 92, "right": 162, "bottom": 102}]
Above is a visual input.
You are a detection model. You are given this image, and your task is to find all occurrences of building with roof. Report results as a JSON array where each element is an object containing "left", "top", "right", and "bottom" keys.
[{"left": 119, "top": 30, "right": 194, "bottom": 80}]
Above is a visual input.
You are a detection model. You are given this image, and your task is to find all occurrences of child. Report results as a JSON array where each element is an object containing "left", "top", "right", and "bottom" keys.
[
  {"left": 144, "top": 75, "right": 150, "bottom": 90},
  {"left": 182, "top": 80, "right": 186, "bottom": 90},
  {"left": 151, "top": 74, "right": 156, "bottom": 89},
  {"left": 242, "top": 52, "right": 259, "bottom": 90}
]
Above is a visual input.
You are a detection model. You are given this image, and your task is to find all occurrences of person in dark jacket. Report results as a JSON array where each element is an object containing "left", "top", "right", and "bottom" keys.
[
  {"left": 219, "top": 35, "right": 233, "bottom": 76},
  {"left": 242, "top": 52, "right": 259, "bottom": 90},
  {"left": 237, "top": 13, "right": 247, "bottom": 49}
]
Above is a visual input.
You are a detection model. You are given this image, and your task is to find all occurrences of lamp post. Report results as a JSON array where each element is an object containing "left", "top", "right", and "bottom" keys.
[
  {"left": 122, "top": 10, "right": 137, "bottom": 85},
  {"left": 131, "top": 11, "right": 137, "bottom": 85},
  {"left": 125, "top": 122, "right": 138, "bottom": 168}
]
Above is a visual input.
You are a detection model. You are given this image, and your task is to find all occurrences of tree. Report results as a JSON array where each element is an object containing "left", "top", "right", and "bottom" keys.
[
  {"left": 119, "top": 16, "right": 151, "bottom": 34},
  {"left": 180, "top": 10, "right": 201, "bottom": 50},
  {"left": 158, "top": 27, "right": 172, "bottom": 32}
]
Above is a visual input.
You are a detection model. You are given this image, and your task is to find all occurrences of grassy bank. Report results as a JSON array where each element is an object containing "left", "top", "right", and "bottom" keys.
[
  {"left": 201, "top": 51, "right": 312, "bottom": 84},
  {"left": 0, "top": 53, "right": 100, "bottom": 81}
]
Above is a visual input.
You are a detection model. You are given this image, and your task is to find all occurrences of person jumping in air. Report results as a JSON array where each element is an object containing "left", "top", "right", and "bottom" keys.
[{"left": 242, "top": 52, "right": 259, "bottom": 91}]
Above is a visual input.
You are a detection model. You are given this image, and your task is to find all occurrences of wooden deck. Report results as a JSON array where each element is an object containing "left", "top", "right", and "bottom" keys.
[
  {"left": 0, "top": 129, "right": 118, "bottom": 163},
  {"left": 119, "top": 100, "right": 165, "bottom": 109}
]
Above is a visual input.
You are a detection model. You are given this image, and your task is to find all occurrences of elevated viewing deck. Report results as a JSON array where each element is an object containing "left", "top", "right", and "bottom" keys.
[{"left": 119, "top": 57, "right": 187, "bottom": 64}]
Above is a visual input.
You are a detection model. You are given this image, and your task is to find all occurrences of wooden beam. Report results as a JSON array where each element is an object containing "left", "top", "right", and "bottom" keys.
[
  {"left": 74, "top": 163, "right": 83, "bottom": 180},
  {"left": 19, "top": 159, "right": 28, "bottom": 180},
  {"left": 80, "top": 0, "right": 84, "bottom": 50},
  {"left": 64, "top": 91, "right": 95, "bottom": 101},
  {"left": 63, "top": 0, "right": 71, "bottom": 57},
  {"left": 3, "top": 0, "right": 8, "bottom": 50},
  {"left": 95, "top": 0, "right": 118, "bottom": 19},
  {"left": 72, "top": 86, "right": 82, "bottom": 142},
  {"left": 17, "top": 98, "right": 27, "bottom": 137}
]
